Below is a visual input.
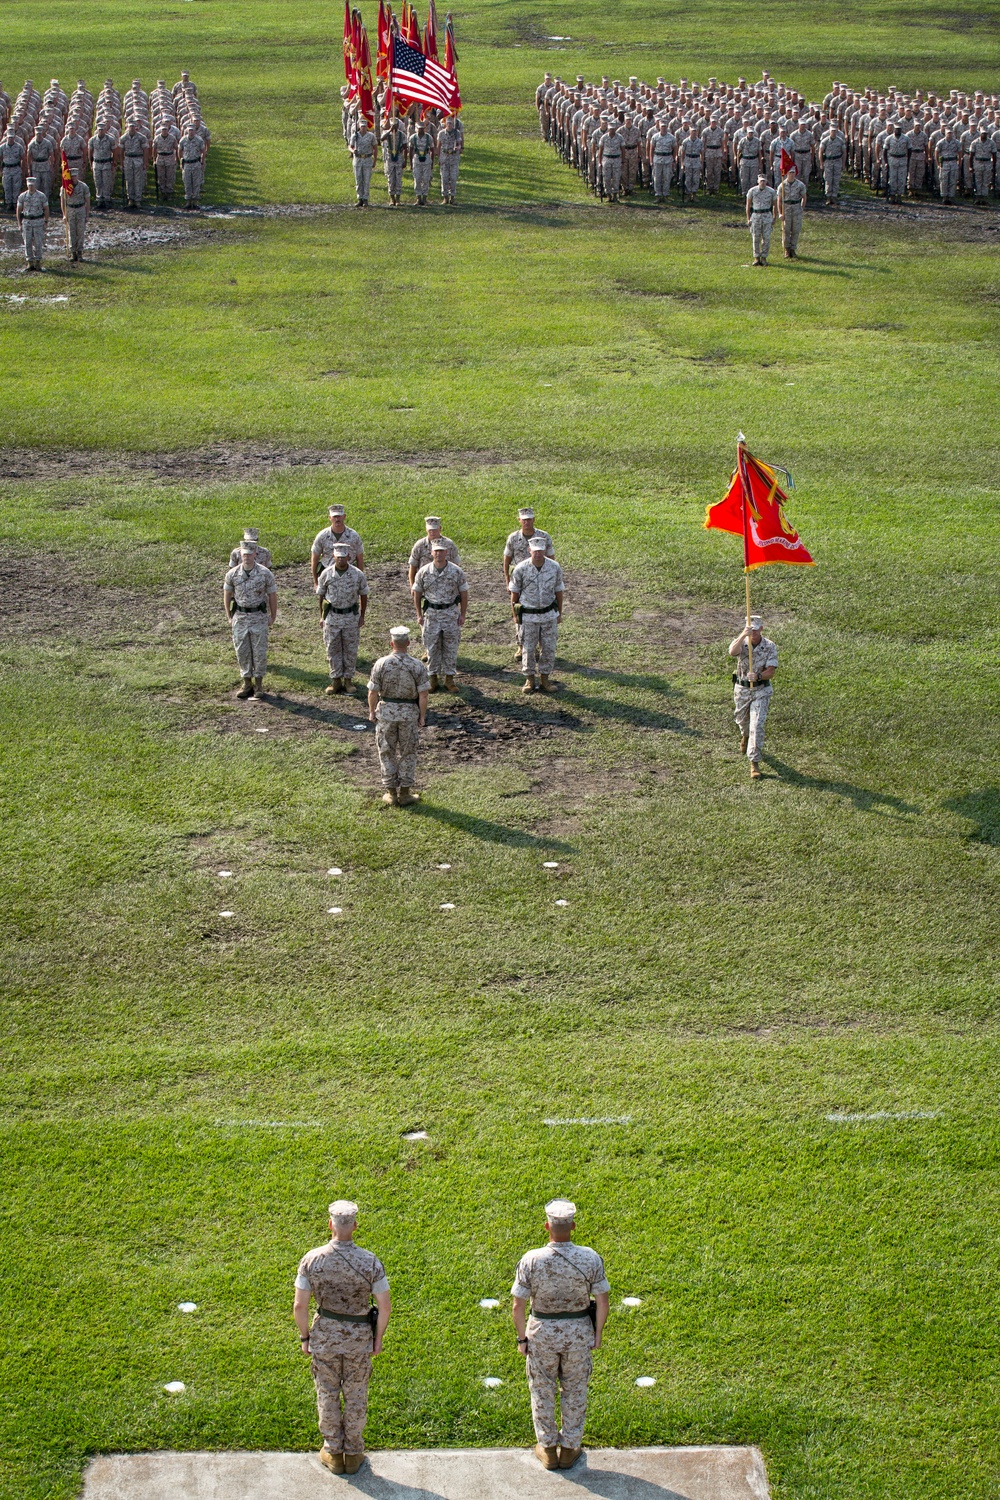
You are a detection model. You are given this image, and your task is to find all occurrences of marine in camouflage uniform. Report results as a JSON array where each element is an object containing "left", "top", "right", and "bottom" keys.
[
  {"left": 504, "top": 508, "right": 555, "bottom": 660},
  {"left": 413, "top": 543, "right": 468, "bottom": 690},
  {"left": 351, "top": 120, "right": 376, "bottom": 207},
  {"left": 318, "top": 543, "right": 368, "bottom": 693},
  {"left": 229, "top": 528, "right": 272, "bottom": 570},
  {"left": 295, "top": 1199, "right": 391, "bottom": 1476},
  {"left": 1, "top": 128, "right": 26, "bottom": 211},
  {"left": 382, "top": 116, "right": 407, "bottom": 205},
  {"left": 512, "top": 1198, "right": 610, "bottom": 1471},
  {"left": 729, "top": 614, "right": 777, "bottom": 779},
  {"left": 408, "top": 515, "right": 460, "bottom": 585},
  {"left": 311, "top": 506, "right": 365, "bottom": 585},
  {"left": 15, "top": 178, "right": 48, "bottom": 269},
  {"left": 60, "top": 171, "right": 90, "bottom": 261},
  {"left": 88, "top": 125, "right": 117, "bottom": 209},
  {"left": 438, "top": 116, "right": 462, "bottom": 203},
  {"left": 178, "top": 123, "right": 205, "bottom": 209},
  {"left": 746, "top": 174, "right": 777, "bottom": 265},
  {"left": 778, "top": 167, "right": 806, "bottom": 258},
  {"left": 510, "top": 541, "right": 564, "bottom": 693},
  {"left": 223, "top": 541, "right": 278, "bottom": 697},
  {"left": 410, "top": 124, "right": 434, "bottom": 205},
  {"left": 367, "top": 626, "right": 430, "bottom": 806}
]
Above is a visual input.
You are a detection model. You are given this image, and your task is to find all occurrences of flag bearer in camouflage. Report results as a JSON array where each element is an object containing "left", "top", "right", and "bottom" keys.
[
  {"left": 382, "top": 114, "right": 407, "bottom": 205},
  {"left": 413, "top": 539, "right": 468, "bottom": 691},
  {"left": 318, "top": 542, "right": 368, "bottom": 695},
  {"left": 512, "top": 1198, "right": 610, "bottom": 1472},
  {"left": 510, "top": 537, "right": 564, "bottom": 693},
  {"left": 223, "top": 540, "right": 278, "bottom": 699},
  {"left": 312, "top": 505, "right": 365, "bottom": 585},
  {"left": 367, "top": 625, "right": 430, "bottom": 807},
  {"left": 408, "top": 515, "right": 460, "bottom": 585},
  {"left": 729, "top": 614, "right": 777, "bottom": 780},
  {"left": 229, "top": 528, "right": 272, "bottom": 570},
  {"left": 438, "top": 114, "right": 462, "bottom": 203},
  {"left": 16, "top": 177, "right": 48, "bottom": 270},
  {"left": 778, "top": 166, "right": 806, "bottom": 258},
  {"left": 294, "top": 1199, "right": 391, "bottom": 1476},
  {"left": 60, "top": 169, "right": 90, "bottom": 261},
  {"left": 410, "top": 121, "right": 434, "bottom": 205}
]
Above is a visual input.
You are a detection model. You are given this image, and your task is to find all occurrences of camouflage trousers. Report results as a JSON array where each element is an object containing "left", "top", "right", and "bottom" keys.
[
  {"left": 156, "top": 157, "right": 177, "bottom": 196},
  {"left": 781, "top": 204, "right": 802, "bottom": 254},
  {"left": 64, "top": 207, "right": 86, "bottom": 255},
  {"left": 621, "top": 147, "right": 639, "bottom": 192},
  {"left": 521, "top": 613, "right": 558, "bottom": 675},
  {"left": 123, "top": 156, "right": 145, "bottom": 204},
  {"left": 887, "top": 158, "right": 907, "bottom": 197},
  {"left": 939, "top": 160, "right": 959, "bottom": 199},
  {"left": 734, "top": 683, "right": 772, "bottom": 761},
  {"left": 21, "top": 219, "right": 45, "bottom": 265},
  {"left": 908, "top": 152, "right": 926, "bottom": 192},
  {"left": 413, "top": 158, "right": 433, "bottom": 197},
  {"left": 384, "top": 158, "right": 404, "bottom": 197},
  {"left": 651, "top": 156, "right": 673, "bottom": 196},
  {"left": 2, "top": 167, "right": 22, "bottom": 210},
  {"left": 823, "top": 158, "right": 843, "bottom": 198},
  {"left": 682, "top": 155, "right": 701, "bottom": 194},
  {"left": 422, "top": 608, "right": 461, "bottom": 674},
  {"left": 738, "top": 158, "right": 758, "bottom": 196},
  {"left": 323, "top": 614, "right": 360, "bottom": 678},
  {"left": 354, "top": 157, "right": 373, "bottom": 200},
  {"left": 973, "top": 160, "right": 992, "bottom": 196},
  {"left": 375, "top": 709, "right": 420, "bottom": 788},
  {"left": 602, "top": 156, "right": 621, "bottom": 196},
  {"left": 310, "top": 1325, "right": 373, "bottom": 1454},
  {"left": 749, "top": 212, "right": 774, "bottom": 260},
  {"left": 525, "top": 1317, "right": 593, "bottom": 1448},
  {"left": 182, "top": 160, "right": 204, "bottom": 202},
  {"left": 232, "top": 613, "right": 269, "bottom": 677},
  {"left": 704, "top": 149, "right": 723, "bottom": 192},
  {"left": 794, "top": 152, "right": 812, "bottom": 185},
  {"left": 92, "top": 162, "right": 115, "bottom": 204},
  {"left": 440, "top": 154, "right": 459, "bottom": 197}
]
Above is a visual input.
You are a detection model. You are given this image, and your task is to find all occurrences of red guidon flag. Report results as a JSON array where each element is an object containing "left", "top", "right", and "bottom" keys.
[
  {"left": 705, "top": 438, "right": 814, "bottom": 569},
  {"left": 343, "top": 0, "right": 354, "bottom": 86},
  {"left": 389, "top": 33, "right": 457, "bottom": 113},
  {"left": 443, "top": 11, "right": 460, "bottom": 110},
  {"left": 780, "top": 145, "right": 795, "bottom": 176},
  {"left": 376, "top": 0, "right": 391, "bottom": 84},
  {"left": 60, "top": 151, "right": 75, "bottom": 194}
]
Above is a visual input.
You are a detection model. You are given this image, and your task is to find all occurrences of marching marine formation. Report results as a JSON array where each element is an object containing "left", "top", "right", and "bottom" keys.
[
  {"left": 538, "top": 69, "right": 1000, "bottom": 206},
  {"left": 512, "top": 1199, "right": 610, "bottom": 1471},
  {"left": 294, "top": 1200, "right": 391, "bottom": 1475}
]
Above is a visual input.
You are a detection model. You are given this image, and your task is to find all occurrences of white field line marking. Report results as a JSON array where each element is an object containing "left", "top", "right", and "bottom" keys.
[
  {"left": 543, "top": 1116, "right": 632, "bottom": 1126},
  {"left": 214, "top": 1119, "right": 325, "bottom": 1128},
  {"left": 826, "top": 1111, "right": 941, "bottom": 1122}
]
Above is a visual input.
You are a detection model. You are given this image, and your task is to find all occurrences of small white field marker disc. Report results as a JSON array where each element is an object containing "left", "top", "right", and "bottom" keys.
[
  {"left": 328, "top": 907, "right": 343, "bottom": 915},
  {"left": 543, "top": 861, "right": 559, "bottom": 869},
  {"left": 635, "top": 1376, "right": 656, "bottom": 1388},
  {"left": 255, "top": 727, "right": 269, "bottom": 734},
  {"left": 219, "top": 911, "right": 235, "bottom": 918},
  {"left": 437, "top": 863, "right": 452, "bottom": 870},
  {"left": 479, "top": 1298, "right": 500, "bottom": 1309},
  {"left": 164, "top": 1381, "right": 186, "bottom": 1394},
  {"left": 555, "top": 899, "right": 569, "bottom": 907},
  {"left": 402, "top": 1130, "right": 428, "bottom": 1141},
  {"left": 217, "top": 871, "right": 233, "bottom": 878},
  {"left": 177, "top": 1302, "right": 198, "bottom": 1313},
  {"left": 481, "top": 1376, "right": 503, "bottom": 1388},
  {"left": 440, "top": 902, "right": 455, "bottom": 911},
  {"left": 327, "top": 867, "right": 343, "bottom": 876},
  {"left": 621, "top": 1297, "right": 642, "bottom": 1308},
  {"left": 351, "top": 723, "right": 367, "bottom": 731}
]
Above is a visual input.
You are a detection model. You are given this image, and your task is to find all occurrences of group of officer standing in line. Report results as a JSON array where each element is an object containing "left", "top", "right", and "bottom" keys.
[
  {"left": 537, "top": 66, "right": 1000, "bottom": 220},
  {"left": 341, "top": 92, "right": 464, "bottom": 206},
  {"left": 1, "top": 71, "right": 209, "bottom": 268},
  {"left": 223, "top": 503, "right": 777, "bottom": 793},
  {"left": 294, "top": 1197, "right": 609, "bottom": 1474}
]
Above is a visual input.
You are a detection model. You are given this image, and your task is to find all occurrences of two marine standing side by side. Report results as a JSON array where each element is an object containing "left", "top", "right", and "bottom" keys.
[{"left": 294, "top": 1197, "right": 608, "bottom": 1475}]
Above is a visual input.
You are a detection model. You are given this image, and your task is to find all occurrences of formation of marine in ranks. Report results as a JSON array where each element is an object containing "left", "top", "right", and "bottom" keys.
[
  {"left": 1, "top": 71, "right": 211, "bottom": 267},
  {"left": 537, "top": 69, "right": 1000, "bottom": 208},
  {"left": 294, "top": 1197, "right": 610, "bottom": 1474},
  {"left": 223, "top": 506, "right": 777, "bottom": 793},
  {"left": 341, "top": 93, "right": 464, "bottom": 206}
]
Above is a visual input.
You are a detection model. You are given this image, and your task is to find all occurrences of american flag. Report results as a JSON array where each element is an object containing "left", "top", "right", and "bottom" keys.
[{"left": 389, "top": 34, "right": 456, "bottom": 112}]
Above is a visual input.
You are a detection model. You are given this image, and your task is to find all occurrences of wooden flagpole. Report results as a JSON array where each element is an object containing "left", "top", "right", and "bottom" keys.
[{"left": 737, "top": 432, "right": 753, "bottom": 683}]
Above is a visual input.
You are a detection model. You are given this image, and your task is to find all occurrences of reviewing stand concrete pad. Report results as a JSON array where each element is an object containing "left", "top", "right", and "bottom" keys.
[{"left": 81, "top": 1446, "right": 771, "bottom": 1500}]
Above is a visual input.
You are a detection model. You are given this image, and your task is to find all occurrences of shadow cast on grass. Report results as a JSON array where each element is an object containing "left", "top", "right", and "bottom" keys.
[
  {"left": 942, "top": 788, "right": 1000, "bottom": 843},
  {"left": 411, "top": 799, "right": 576, "bottom": 851},
  {"left": 557, "top": 657, "right": 686, "bottom": 698},
  {"left": 764, "top": 754, "right": 919, "bottom": 814}
]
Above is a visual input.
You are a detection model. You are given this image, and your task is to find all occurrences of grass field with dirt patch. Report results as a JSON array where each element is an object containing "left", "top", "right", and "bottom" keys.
[{"left": 3, "top": 2, "right": 1000, "bottom": 1498}]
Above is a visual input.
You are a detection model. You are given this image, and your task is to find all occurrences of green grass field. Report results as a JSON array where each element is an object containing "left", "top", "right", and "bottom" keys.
[{"left": 3, "top": 3, "right": 1000, "bottom": 1498}]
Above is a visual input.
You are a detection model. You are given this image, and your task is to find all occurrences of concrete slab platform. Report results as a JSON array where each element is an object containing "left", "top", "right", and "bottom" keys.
[{"left": 80, "top": 1446, "right": 770, "bottom": 1500}]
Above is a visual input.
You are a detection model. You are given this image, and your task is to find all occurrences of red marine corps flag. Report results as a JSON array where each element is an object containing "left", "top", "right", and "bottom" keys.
[
  {"left": 376, "top": 0, "right": 391, "bottom": 85},
  {"left": 443, "top": 11, "right": 460, "bottom": 111},
  {"left": 780, "top": 145, "right": 795, "bottom": 176},
  {"left": 357, "top": 24, "right": 375, "bottom": 125},
  {"left": 343, "top": 0, "right": 355, "bottom": 87},
  {"left": 60, "top": 151, "right": 75, "bottom": 194},
  {"left": 423, "top": 0, "right": 439, "bottom": 61}
]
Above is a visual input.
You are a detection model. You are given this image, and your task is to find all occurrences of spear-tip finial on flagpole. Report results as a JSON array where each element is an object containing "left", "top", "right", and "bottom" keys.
[{"left": 736, "top": 430, "right": 746, "bottom": 446}]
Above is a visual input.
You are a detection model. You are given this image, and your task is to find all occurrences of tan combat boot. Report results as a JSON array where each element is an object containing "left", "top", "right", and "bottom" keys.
[
  {"left": 539, "top": 674, "right": 555, "bottom": 692},
  {"left": 343, "top": 1453, "right": 365, "bottom": 1474},
  {"left": 429, "top": 673, "right": 440, "bottom": 691},
  {"left": 522, "top": 676, "right": 536, "bottom": 694},
  {"left": 444, "top": 675, "right": 456, "bottom": 691},
  {"left": 325, "top": 679, "right": 342, "bottom": 696},
  {"left": 236, "top": 677, "right": 254, "bottom": 699},
  {"left": 253, "top": 677, "right": 263, "bottom": 696},
  {"left": 750, "top": 761, "right": 761, "bottom": 780},
  {"left": 397, "top": 787, "right": 420, "bottom": 806},
  {"left": 534, "top": 1445, "right": 559, "bottom": 1470},
  {"left": 558, "top": 1447, "right": 582, "bottom": 1469},
  {"left": 382, "top": 788, "right": 400, "bottom": 806},
  {"left": 319, "top": 1449, "right": 346, "bottom": 1474}
]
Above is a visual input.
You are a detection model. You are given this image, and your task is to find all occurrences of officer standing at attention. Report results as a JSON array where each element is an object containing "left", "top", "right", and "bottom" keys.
[
  {"left": 229, "top": 527, "right": 272, "bottom": 570},
  {"left": 367, "top": 625, "right": 430, "bottom": 807},
  {"left": 350, "top": 118, "right": 377, "bottom": 207},
  {"left": 1, "top": 126, "right": 27, "bottom": 213},
  {"left": 60, "top": 168, "right": 90, "bottom": 262},
  {"left": 408, "top": 515, "right": 460, "bottom": 586},
  {"left": 413, "top": 539, "right": 468, "bottom": 692},
  {"left": 318, "top": 542, "right": 368, "bottom": 695},
  {"left": 16, "top": 176, "right": 49, "bottom": 271},
  {"left": 223, "top": 540, "right": 278, "bottom": 699},
  {"left": 382, "top": 112, "right": 408, "bottom": 206},
  {"left": 729, "top": 613, "right": 777, "bottom": 780},
  {"left": 510, "top": 537, "right": 564, "bottom": 694},
  {"left": 778, "top": 164, "right": 806, "bottom": 258},
  {"left": 746, "top": 171, "right": 778, "bottom": 265},
  {"left": 504, "top": 507, "right": 555, "bottom": 660},
  {"left": 88, "top": 122, "right": 118, "bottom": 210},
  {"left": 294, "top": 1199, "right": 391, "bottom": 1476},
  {"left": 410, "top": 120, "right": 435, "bottom": 206},
  {"left": 312, "top": 505, "right": 365, "bottom": 586},
  {"left": 511, "top": 1199, "right": 610, "bottom": 1472},
  {"left": 178, "top": 122, "right": 206, "bottom": 209},
  {"left": 437, "top": 113, "right": 462, "bottom": 204},
  {"left": 121, "top": 120, "right": 149, "bottom": 209}
]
